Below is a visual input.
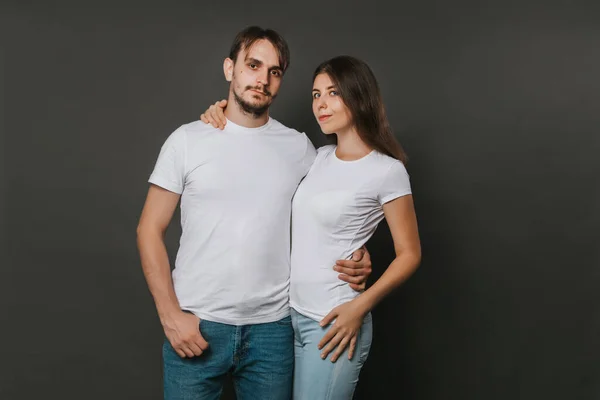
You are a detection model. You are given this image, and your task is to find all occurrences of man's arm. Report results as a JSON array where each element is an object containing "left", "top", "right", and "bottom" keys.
[{"left": 136, "top": 184, "right": 208, "bottom": 358}]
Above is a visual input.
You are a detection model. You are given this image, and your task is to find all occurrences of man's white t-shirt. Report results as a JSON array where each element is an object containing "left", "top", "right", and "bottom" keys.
[
  {"left": 289, "top": 145, "right": 412, "bottom": 321},
  {"left": 149, "top": 118, "right": 316, "bottom": 325}
]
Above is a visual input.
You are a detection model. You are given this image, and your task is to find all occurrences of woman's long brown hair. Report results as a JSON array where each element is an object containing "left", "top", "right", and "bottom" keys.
[{"left": 313, "top": 56, "right": 408, "bottom": 163}]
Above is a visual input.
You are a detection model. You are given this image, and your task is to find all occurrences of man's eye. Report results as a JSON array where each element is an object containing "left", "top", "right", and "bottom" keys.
[
  {"left": 271, "top": 70, "right": 281, "bottom": 77},
  {"left": 249, "top": 64, "right": 257, "bottom": 69}
]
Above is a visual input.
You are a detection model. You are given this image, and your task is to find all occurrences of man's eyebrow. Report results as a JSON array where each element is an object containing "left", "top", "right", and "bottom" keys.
[
  {"left": 244, "top": 56, "right": 281, "bottom": 72},
  {"left": 245, "top": 57, "right": 264, "bottom": 66}
]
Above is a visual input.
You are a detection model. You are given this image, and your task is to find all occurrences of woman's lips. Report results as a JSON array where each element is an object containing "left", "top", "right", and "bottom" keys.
[{"left": 318, "top": 115, "right": 332, "bottom": 122}]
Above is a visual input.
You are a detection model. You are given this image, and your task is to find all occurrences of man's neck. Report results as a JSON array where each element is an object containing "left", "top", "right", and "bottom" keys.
[{"left": 224, "top": 95, "right": 270, "bottom": 128}]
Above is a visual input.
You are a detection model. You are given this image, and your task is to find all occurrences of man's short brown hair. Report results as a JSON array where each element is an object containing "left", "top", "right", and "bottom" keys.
[{"left": 229, "top": 26, "right": 290, "bottom": 73}]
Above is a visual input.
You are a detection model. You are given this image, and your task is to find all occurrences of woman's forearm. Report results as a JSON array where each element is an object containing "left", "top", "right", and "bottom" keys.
[{"left": 354, "top": 249, "right": 421, "bottom": 315}]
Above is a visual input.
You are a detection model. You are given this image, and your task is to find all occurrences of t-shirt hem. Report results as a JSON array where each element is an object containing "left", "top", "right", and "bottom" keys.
[
  {"left": 289, "top": 302, "right": 327, "bottom": 322},
  {"left": 184, "top": 308, "right": 291, "bottom": 326},
  {"left": 380, "top": 190, "right": 412, "bottom": 205},
  {"left": 148, "top": 175, "right": 183, "bottom": 194}
]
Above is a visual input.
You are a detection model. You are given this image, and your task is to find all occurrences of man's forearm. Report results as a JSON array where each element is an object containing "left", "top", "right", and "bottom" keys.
[{"left": 137, "top": 228, "right": 181, "bottom": 323}]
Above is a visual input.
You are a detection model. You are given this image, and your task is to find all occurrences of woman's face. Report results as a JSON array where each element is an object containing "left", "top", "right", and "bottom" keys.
[{"left": 312, "top": 73, "right": 353, "bottom": 135}]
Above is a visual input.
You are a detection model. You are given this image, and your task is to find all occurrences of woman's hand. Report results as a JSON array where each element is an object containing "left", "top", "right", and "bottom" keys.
[
  {"left": 318, "top": 300, "right": 368, "bottom": 362},
  {"left": 200, "top": 100, "right": 228, "bottom": 129}
]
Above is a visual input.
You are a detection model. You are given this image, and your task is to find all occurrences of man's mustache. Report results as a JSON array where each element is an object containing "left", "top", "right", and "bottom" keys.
[{"left": 245, "top": 86, "right": 271, "bottom": 97}]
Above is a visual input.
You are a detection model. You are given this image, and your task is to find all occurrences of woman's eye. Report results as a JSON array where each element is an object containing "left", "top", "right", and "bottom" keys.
[
  {"left": 330, "top": 90, "right": 338, "bottom": 96},
  {"left": 313, "top": 93, "right": 320, "bottom": 99}
]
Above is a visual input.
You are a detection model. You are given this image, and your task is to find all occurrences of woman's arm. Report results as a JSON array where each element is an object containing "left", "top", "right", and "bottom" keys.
[{"left": 318, "top": 194, "right": 421, "bottom": 362}]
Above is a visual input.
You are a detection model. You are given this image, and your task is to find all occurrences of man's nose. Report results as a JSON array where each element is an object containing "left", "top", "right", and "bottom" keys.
[{"left": 257, "top": 71, "right": 269, "bottom": 86}]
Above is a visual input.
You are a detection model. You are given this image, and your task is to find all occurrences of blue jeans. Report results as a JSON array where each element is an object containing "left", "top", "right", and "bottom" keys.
[
  {"left": 291, "top": 308, "right": 372, "bottom": 400},
  {"left": 163, "top": 315, "right": 294, "bottom": 400}
]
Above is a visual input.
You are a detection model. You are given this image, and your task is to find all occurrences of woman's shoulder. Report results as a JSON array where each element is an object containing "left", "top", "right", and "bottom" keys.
[{"left": 371, "top": 150, "right": 405, "bottom": 167}]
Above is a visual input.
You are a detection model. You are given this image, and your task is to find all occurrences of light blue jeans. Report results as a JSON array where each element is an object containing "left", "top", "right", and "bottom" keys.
[{"left": 291, "top": 308, "right": 373, "bottom": 400}]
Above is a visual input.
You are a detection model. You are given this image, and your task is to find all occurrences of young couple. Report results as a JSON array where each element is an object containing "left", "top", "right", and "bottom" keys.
[{"left": 137, "top": 26, "right": 421, "bottom": 400}]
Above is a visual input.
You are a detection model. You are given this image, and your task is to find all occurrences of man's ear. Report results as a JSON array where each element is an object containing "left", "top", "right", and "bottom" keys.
[{"left": 223, "top": 58, "right": 234, "bottom": 82}]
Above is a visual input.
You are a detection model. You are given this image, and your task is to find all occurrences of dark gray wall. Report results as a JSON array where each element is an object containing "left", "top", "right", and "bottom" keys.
[{"left": 3, "top": 1, "right": 599, "bottom": 399}]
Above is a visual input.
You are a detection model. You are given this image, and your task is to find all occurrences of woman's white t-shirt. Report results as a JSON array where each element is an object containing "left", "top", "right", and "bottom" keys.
[{"left": 289, "top": 144, "right": 412, "bottom": 321}]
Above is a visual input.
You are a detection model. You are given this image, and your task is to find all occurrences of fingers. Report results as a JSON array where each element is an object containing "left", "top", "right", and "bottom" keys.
[
  {"left": 188, "top": 331, "right": 209, "bottom": 357},
  {"left": 361, "top": 246, "right": 371, "bottom": 261},
  {"left": 178, "top": 344, "right": 195, "bottom": 358},
  {"left": 213, "top": 100, "right": 227, "bottom": 128},
  {"left": 174, "top": 347, "right": 187, "bottom": 358},
  {"left": 335, "top": 258, "right": 371, "bottom": 271},
  {"left": 202, "top": 106, "right": 219, "bottom": 129},
  {"left": 196, "top": 331, "right": 209, "bottom": 352},
  {"left": 188, "top": 342, "right": 204, "bottom": 357},
  {"left": 334, "top": 263, "right": 363, "bottom": 276},
  {"left": 171, "top": 316, "right": 209, "bottom": 358},
  {"left": 319, "top": 310, "right": 337, "bottom": 327},
  {"left": 320, "top": 331, "right": 343, "bottom": 360},
  {"left": 318, "top": 325, "right": 337, "bottom": 350},
  {"left": 201, "top": 100, "right": 228, "bottom": 130},
  {"left": 206, "top": 105, "right": 223, "bottom": 129},
  {"left": 348, "top": 336, "right": 357, "bottom": 360},
  {"left": 174, "top": 335, "right": 206, "bottom": 358},
  {"left": 330, "top": 335, "right": 351, "bottom": 363},
  {"left": 351, "top": 248, "right": 365, "bottom": 261},
  {"left": 348, "top": 282, "right": 366, "bottom": 292}
]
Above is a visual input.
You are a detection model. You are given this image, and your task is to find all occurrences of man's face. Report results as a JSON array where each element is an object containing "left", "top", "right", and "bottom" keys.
[{"left": 225, "top": 39, "right": 283, "bottom": 117}]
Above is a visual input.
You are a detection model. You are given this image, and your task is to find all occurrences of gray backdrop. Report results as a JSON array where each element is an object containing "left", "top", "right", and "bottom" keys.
[{"left": 3, "top": 0, "right": 600, "bottom": 399}]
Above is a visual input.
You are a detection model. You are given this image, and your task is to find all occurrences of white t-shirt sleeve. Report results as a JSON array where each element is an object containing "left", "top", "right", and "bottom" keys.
[
  {"left": 148, "top": 126, "right": 187, "bottom": 194},
  {"left": 378, "top": 161, "right": 412, "bottom": 205},
  {"left": 301, "top": 133, "right": 317, "bottom": 174}
]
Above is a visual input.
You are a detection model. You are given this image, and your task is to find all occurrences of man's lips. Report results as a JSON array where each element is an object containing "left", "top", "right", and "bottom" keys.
[
  {"left": 249, "top": 89, "right": 269, "bottom": 96},
  {"left": 318, "top": 114, "right": 332, "bottom": 122}
]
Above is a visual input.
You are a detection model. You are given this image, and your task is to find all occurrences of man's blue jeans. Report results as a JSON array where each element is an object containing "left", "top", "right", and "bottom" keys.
[{"left": 163, "top": 315, "right": 294, "bottom": 400}]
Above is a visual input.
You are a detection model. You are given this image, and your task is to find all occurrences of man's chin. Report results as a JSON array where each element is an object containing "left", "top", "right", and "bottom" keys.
[
  {"left": 246, "top": 95, "right": 270, "bottom": 106},
  {"left": 233, "top": 92, "right": 272, "bottom": 116},
  {"left": 245, "top": 99, "right": 271, "bottom": 111}
]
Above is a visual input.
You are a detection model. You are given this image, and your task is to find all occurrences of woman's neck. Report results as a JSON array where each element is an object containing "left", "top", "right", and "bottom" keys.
[{"left": 334, "top": 128, "right": 372, "bottom": 161}]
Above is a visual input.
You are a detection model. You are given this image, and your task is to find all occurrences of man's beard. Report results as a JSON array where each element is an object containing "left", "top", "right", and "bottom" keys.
[{"left": 233, "top": 86, "right": 275, "bottom": 118}]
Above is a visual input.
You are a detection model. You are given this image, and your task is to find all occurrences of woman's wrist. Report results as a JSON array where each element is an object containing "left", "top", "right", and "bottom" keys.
[{"left": 353, "top": 295, "right": 374, "bottom": 316}]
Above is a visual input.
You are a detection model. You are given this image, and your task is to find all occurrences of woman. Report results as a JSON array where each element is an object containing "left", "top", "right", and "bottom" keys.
[{"left": 201, "top": 56, "right": 421, "bottom": 399}]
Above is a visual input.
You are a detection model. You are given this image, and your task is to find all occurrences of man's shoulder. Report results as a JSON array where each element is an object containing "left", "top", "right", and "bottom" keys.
[
  {"left": 168, "top": 120, "right": 224, "bottom": 146},
  {"left": 316, "top": 144, "right": 336, "bottom": 155},
  {"left": 179, "top": 120, "right": 220, "bottom": 136},
  {"left": 268, "top": 118, "right": 306, "bottom": 138}
]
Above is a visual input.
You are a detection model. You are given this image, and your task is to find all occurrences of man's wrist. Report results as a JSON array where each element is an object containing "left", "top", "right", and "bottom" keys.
[{"left": 157, "top": 303, "right": 182, "bottom": 324}]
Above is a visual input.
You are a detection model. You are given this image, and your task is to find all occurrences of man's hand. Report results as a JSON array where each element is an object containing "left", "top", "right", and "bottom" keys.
[
  {"left": 200, "top": 100, "right": 228, "bottom": 129},
  {"left": 162, "top": 310, "right": 209, "bottom": 358},
  {"left": 335, "top": 247, "right": 372, "bottom": 291}
]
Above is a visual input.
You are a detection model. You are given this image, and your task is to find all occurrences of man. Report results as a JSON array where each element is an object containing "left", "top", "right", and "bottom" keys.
[{"left": 136, "top": 26, "right": 371, "bottom": 399}]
